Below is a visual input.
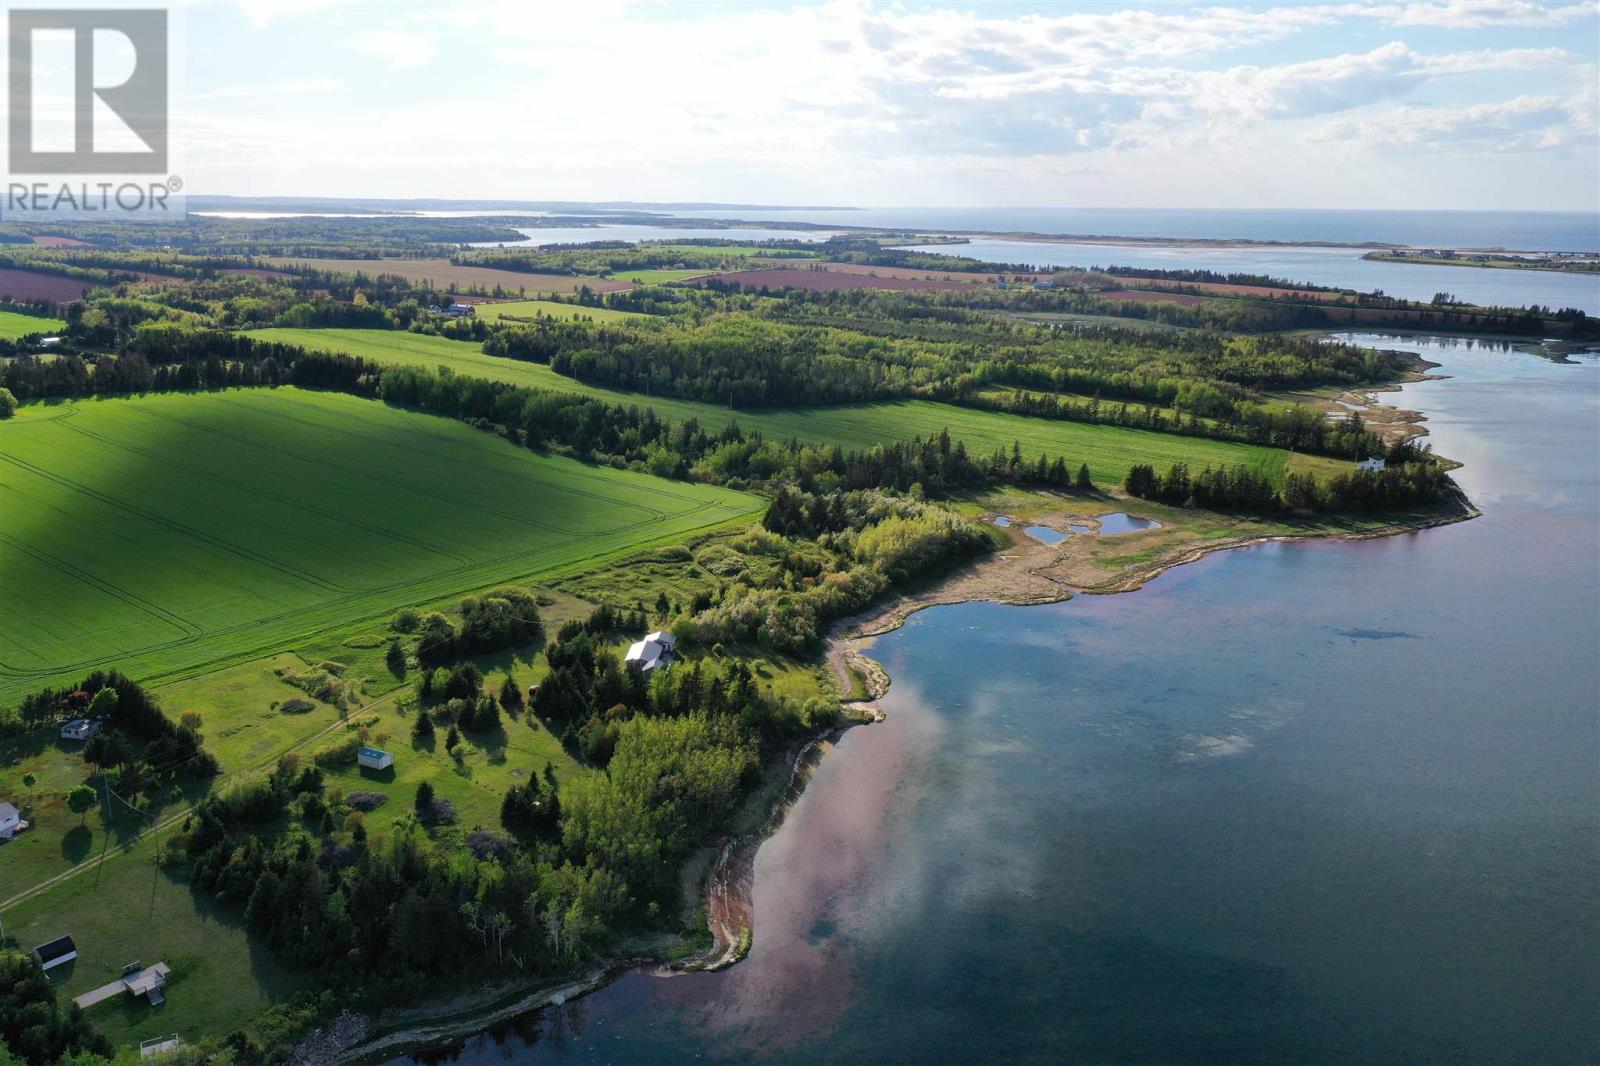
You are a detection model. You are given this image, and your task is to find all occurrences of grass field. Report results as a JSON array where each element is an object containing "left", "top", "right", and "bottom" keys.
[
  {"left": 0, "top": 388, "right": 760, "bottom": 703},
  {"left": 600, "top": 268, "right": 710, "bottom": 286},
  {"left": 251, "top": 327, "right": 1328, "bottom": 488},
  {"left": 475, "top": 299, "right": 646, "bottom": 324},
  {"left": 0, "top": 647, "right": 595, "bottom": 1048},
  {"left": 0, "top": 309, "right": 65, "bottom": 339},
  {"left": 651, "top": 245, "right": 819, "bottom": 258}
]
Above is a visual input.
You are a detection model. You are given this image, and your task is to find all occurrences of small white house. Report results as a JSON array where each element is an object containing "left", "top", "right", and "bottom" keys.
[
  {"left": 624, "top": 631, "right": 677, "bottom": 676},
  {"left": 60, "top": 718, "right": 103, "bottom": 741},
  {"left": 1357, "top": 457, "right": 1387, "bottom": 472},
  {"left": 38, "top": 336, "right": 62, "bottom": 348},
  {"left": 0, "top": 801, "right": 20, "bottom": 839},
  {"left": 357, "top": 746, "right": 394, "bottom": 771}
]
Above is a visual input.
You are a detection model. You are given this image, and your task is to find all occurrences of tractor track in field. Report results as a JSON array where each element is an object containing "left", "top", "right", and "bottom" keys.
[
  {"left": 0, "top": 451, "right": 349, "bottom": 592},
  {"left": 60, "top": 420, "right": 480, "bottom": 573},
  {"left": 0, "top": 390, "right": 759, "bottom": 690},
  {"left": 144, "top": 397, "right": 686, "bottom": 536}
]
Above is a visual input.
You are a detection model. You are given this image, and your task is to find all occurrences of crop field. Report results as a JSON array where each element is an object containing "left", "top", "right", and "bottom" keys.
[
  {"left": 0, "top": 388, "right": 760, "bottom": 702},
  {"left": 261, "top": 257, "right": 634, "bottom": 294},
  {"left": 697, "top": 267, "right": 993, "bottom": 292},
  {"left": 251, "top": 327, "right": 1315, "bottom": 488},
  {"left": 1113, "top": 276, "right": 1344, "bottom": 301},
  {"left": 601, "top": 267, "right": 710, "bottom": 286},
  {"left": 475, "top": 298, "right": 646, "bottom": 324},
  {"left": 0, "top": 268, "right": 96, "bottom": 306},
  {"left": 814, "top": 261, "right": 1026, "bottom": 282},
  {"left": 1101, "top": 288, "right": 1207, "bottom": 305},
  {"left": 0, "top": 308, "right": 66, "bottom": 338}
]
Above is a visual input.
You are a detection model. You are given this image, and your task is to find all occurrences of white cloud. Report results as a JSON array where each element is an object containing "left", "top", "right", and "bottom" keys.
[
  {"left": 347, "top": 28, "right": 436, "bottom": 70},
  {"left": 1375, "top": 0, "right": 1600, "bottom": 28},
  {"left": 1197, "top": 42, "right": 1574, "bottom": 121},
  {"left": 171, "top": 0, "right": 1598, "bottom": 208},
  {"left": 1313, "top": 83, "right": 1599, "bottom": 149}
]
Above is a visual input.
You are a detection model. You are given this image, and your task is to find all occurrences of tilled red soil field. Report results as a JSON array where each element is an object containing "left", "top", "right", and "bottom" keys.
[{"left": 0, "top": 268, "right": 96, "bottom": 305}]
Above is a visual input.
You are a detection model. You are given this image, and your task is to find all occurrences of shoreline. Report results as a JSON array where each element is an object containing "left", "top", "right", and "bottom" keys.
[{"left": 322, "top": 367, "right": 1477, "bottom": 1066}]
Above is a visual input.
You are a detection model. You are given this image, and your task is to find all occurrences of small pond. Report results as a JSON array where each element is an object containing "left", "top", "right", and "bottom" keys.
[
  {"left": 992, "top": 515, "right": 1012, "bottom": 527},
  {"left": 1095, "top": 512, "right": 1161, "bottom": 535},
  {"left": 1024, "top": 524, "right": 1069, "bottom": 545}
]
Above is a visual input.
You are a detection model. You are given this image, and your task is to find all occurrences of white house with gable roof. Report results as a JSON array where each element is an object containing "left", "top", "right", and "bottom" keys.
[{"left": 624, "top": 631, "right": 677, "bottom": 675}]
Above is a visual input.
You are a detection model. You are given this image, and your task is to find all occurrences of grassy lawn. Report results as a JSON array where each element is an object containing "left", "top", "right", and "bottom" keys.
[
  {"left": 3, "top": 824, "right": 308, "bottom": 1049},
  {"left": 474, "top": 299, "right": 645, "bottom": 325},
  {"left": 0, "top": 388, "right": 761, "bottom": 703},
  {"left": 1, "top": 621, "right": 599, "bottom": 1050},
  {"left": 250, "top": 328, "right": 1307, "bottom": 491},
  {"left": 0, "top": 309, "right": 65, "bottom": 339}
]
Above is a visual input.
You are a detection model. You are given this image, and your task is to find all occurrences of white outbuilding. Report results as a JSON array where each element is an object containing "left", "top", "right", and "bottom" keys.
[
  {"left": 1357, "top": 457, "right": 1387, "bottom": 472},
  {"left": 0, "top": 801, "right": 20, "bottom": 839}
]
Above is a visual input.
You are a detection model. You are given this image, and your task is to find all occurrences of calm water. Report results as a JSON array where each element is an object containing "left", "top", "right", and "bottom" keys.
[
  {"left": 407, "top": 334, "right": 1598, "bottom": 1065},
  {"left": 470, "top": 225, "right": 846, "bottom": 248},
  {"left": 670, "top": 208, "right": 1600, "bottom": 253},
  {"left": 1092, "top": 512, "right": 1161, "bottom": 535},
  {"left": 1023, "top": 524, "right": 1067, "bottom": 545},
  {"left": 902, "top": 238, "right": 1600, "bottom": 315}
]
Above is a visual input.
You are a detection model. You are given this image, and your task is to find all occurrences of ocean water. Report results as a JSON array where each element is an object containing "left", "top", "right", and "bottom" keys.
[
  {"left": 404, "top": 334, "right": 1600, "bottom": 1065},
  {"left": 899, "top": 238, "right": 1600, "bottom": 314},
  {"left": 669, "top": 207, "right": 1600, "bottom": 253}
]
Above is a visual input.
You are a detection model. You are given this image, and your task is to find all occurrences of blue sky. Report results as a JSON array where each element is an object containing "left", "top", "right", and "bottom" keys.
[{"left": 164, "top": 0, "right": 1599, "bottom": 209}]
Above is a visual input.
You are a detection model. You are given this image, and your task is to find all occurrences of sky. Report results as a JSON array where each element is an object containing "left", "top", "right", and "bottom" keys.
[{"left": 150, "top": 0, "right": 1600, "bottom": 209}]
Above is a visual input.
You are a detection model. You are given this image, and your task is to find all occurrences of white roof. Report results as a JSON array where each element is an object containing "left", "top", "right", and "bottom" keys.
[
  {"left": 625, "top": 639, "right": 663, "bottom": 664},
  {"left": 645, "top": 630, "right": 676, "bottom": 646},
  {"left": 0, "top": 802, "right": 18, "bottom": 820},
  {"left": 125, "top": 963, "right": 171, "bottom": 995}
]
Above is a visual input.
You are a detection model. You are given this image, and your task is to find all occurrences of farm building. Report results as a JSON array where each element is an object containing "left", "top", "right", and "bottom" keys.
[
  {"left": 38, "top": 336, "right": 61, "bottom": 347},
  {"left": 0, "top": 801, "right": 25, "bottom": 839},
  {"left": 624, "top": 630, "right": 677, "bottom": 675},
  {"left": 33, "top": 934, "right": 77, "bottom": 972},
  {"left": 1357, "top": 457, "right": 1387, "bottom": 472},
  {"left": 60, "top": 718, "right": 103, "bottom": 741},
  {"left": 357, "top": 747, "right": 394, "bottom": 771},
  {"left": 444, "top": 302, "right": 474, "bottom": 316}
]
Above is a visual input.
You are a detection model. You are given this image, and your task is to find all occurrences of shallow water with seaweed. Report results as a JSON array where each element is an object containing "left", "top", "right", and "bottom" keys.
[{"left": 402, "top": 336, "right": 1599, "bottom": 1065}]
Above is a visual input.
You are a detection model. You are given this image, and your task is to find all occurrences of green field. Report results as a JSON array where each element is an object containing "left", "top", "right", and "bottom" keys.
[
  {"left": 475, "top": 299, "right": 645, "bottom": 324},
  {"left": 652, "top": 245, "right": 818, "bottom": 259},
  {"left": 0, "top": 648, "right": 594, "bottom": 1047},
  {"left": 0, "top": 309, "right": 65, "bottom": 339},
  {"left": 600, "top": 267, "right": 709, "bottom": 285},
  {"left": 0, "top": 388, "right": 760, "bottom": 702},
  {"left": 251, "top": 327, "right": 1317, "bottom": 487}
]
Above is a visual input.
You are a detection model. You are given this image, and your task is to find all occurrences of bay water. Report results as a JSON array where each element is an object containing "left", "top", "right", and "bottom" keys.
[{"left": 405, "top": 333, "right": 1599, "bottom": 1065}]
